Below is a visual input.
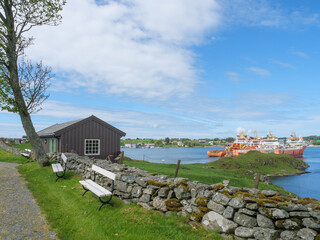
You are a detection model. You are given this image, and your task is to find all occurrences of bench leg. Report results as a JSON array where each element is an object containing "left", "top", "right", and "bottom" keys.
[
  {"left": 55, "top": 170, "right": 66, "bottom": 182},
  {"left": 98, "top": 195, "right": 113, "bottom": 211},
  {"left": 81, "top": 186, "right": 89, "bottom": 196}
]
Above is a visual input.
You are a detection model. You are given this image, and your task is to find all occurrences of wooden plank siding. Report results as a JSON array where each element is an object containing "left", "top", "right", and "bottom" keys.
[{"left": 54, "top": 116, "right": 124, "bottom": 159}]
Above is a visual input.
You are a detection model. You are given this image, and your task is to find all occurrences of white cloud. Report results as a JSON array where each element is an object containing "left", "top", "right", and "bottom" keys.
[
  {"left": 248, "top": 67, "right": 271, "bottom": 76},
  {"left": 291, "top": 51, "right": 309, "bottom": 59},
  {"left": 270, "top": 60, "right": 295, "bottom": 68},
  {"left": 226, "top": 71, "right": 239, "bottom": 82},
  {"left": 25, "top": 0, "right": 221, "bottom": 100}
]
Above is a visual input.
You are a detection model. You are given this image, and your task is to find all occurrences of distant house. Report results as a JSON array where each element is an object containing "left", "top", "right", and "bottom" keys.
[
  {"left": 144, "top": 143, "right": 155, "bottom": 148},
  {"left": 124, "top": 143, "right": 137, "bottom": 148},
  {"left": 37, "top": 115, "right": 126, "bottom": 159}
]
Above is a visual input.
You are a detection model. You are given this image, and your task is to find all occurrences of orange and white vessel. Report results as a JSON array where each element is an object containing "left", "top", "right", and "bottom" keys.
[{"left": 207, "top": 130, "right": 307, "bottom": 158}]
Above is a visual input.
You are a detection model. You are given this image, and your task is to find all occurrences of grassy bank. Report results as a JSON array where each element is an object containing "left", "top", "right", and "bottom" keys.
[
  {"left": 0, "top": 149, "right": 222, "bottom": 240},
  {"left": 0, "top": 148, "right": 28, "bottom": 164},
  {"left": 124, "top": 151, "right": 309, "bottom": 196}
]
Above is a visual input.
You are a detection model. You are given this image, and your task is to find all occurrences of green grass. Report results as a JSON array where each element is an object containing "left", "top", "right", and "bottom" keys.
[
  {"left": 11, "top": 142, "right": 32, "bottom": 151},
  {"left": 0, "top": 148, "right": 29, "bottom": 164},
  {"left": 209, "top": 151, "right": 309, "bottom": 175},
  {"left": 17, "top": 163, "right": 222, "bottom": 240},
  {"left": 124, "top": 152, "right": 304, "bottom": 196}
]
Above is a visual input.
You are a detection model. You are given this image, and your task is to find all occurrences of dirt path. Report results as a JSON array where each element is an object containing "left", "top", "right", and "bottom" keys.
[{"left": 0, "top": 162, "right": 57, "bottom": 240}]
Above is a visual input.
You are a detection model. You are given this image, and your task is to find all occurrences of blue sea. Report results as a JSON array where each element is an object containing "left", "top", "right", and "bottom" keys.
[{"left": 122, "top": 146, "right": 320, "bottom": 199}]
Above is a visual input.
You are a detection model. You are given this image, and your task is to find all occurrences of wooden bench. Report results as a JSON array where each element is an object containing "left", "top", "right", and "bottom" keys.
[
  {"left": 52, "top": 153, "right": 67, "bottom": 182},
  {"left": 21, "top": 149, "right": 32, "bottom": 162},
  {"left": 79, "top": 164, "right": 115, "bottom": 210}
]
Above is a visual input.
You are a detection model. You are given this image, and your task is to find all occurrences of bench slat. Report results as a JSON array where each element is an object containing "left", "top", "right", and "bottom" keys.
[
  {"left": 61, "top": 153, "right": 67, "bottom": 163},
  {"left": 79, "top": 180, "right": 111, "bottom": 197},
  {"left": 92, "top": 165, "right": 116, "bottom": 180},
  {"left": 52, "top": 163, "right": 63, "bottom": 173}
]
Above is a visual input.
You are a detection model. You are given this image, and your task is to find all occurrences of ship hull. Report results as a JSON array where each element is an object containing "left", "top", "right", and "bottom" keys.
[{"left": 207, "top": 149, "right": 226, "bottom": 157}]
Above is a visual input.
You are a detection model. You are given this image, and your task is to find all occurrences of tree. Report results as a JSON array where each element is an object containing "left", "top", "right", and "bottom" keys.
[
  {"left": 0, "top": 0, "right": 66, "bottom": 166},
  {"left": 165, "top": 137, "right": 170, "bottom": 145}
]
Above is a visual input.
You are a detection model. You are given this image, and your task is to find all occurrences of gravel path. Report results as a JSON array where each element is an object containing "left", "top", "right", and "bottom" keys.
[{"left": 0, "top": 162, "right": 57, "bottom": 240}]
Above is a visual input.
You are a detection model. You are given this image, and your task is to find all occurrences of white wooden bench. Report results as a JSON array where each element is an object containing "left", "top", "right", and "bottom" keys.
[
  {"left": 52, "top": 153, "right": 68, "bottom": 182},
  {"left": 79, "top": 164, "right": 115, "bottom": 210},
  {"left": 21, "top": 149, "right": 32, "bottom": 162}
]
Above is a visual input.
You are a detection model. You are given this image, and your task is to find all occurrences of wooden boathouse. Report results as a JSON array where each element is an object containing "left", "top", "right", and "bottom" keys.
[{"left": 37, "top": 115, "right": 126, "bottom": 159}]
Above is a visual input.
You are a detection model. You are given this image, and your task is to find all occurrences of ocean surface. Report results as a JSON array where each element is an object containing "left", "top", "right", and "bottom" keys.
[{"left": 122, "top": 146, "right": 320, "bottom": 199}]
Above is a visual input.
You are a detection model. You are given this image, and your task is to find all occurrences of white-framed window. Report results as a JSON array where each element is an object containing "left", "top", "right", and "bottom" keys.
[{"left": 85, "top": 139, "right": 100, "bottom": 155}]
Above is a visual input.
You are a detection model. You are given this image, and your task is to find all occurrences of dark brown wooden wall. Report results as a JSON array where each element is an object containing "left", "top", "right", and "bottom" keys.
[{"left": 58, "top": 119, "right": 121, "bottom": 159}]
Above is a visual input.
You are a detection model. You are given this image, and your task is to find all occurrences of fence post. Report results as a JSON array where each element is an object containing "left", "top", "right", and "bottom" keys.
[
  {"left": 254, "top": 173, "right": 261, "bottom": 189},
  {"left": 174, "top": 160, "right": 181, "bottom": 178},
  {"left": 119, "top": 151, "right": 124, "bottom": 164}
]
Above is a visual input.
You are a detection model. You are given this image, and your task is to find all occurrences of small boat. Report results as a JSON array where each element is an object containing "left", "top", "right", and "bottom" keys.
[{"left": 207, "top": 149, "right": 226, "bottom": 157}]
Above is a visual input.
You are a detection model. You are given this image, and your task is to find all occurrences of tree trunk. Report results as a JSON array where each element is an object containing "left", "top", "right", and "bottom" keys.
[
  {"left": 3, "top": 1, "right": 49, "bottom": 167},
  {"left": 19, "top": 112, "right": 49, "bottom": 166}
]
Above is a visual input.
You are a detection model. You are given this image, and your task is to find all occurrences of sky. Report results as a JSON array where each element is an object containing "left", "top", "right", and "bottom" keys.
[{"left": 1, "top": 0, "right": 320, "bottom": 139}]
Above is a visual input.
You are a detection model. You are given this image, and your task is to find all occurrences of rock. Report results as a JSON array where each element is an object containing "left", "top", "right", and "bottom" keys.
[
  {"left": 227, "top": 187, "right": 241, "bottom": 195},
  {"left": 152, "top": 197, "right": 167, "bottom": 212},
  {"left": 242, "top": 187, "right": 259, "bottom": 195},
  {"left": 121, "top": 175, "right": 135, "bottom": 184},
  {"left": 174, "top": 185, "right": 191, "bottom": 200},
  {"left": 139, "top": 194, "right": 151, "bottom": 203},
  {"left": 310, "top": 210, "right": 320, "bottom": 220},
  {"left": 201, "top": 211, "right": 238, "bottom": 233},
  {"left": 115, "top": 181, "right": 128, "bottom": 192},
  {"left": 280, "top": 230, "right": 297, "bottom": 240},
  {"left": 259, "top": 207, "right": 289, "bottom": 219},
  {"left": 207, "top": 200, "right": 225, "bottom": 215},
  {"left": 233, "top": 212, "right": 257, "bottom": 228},
  {"left": 167, "top": 190, "right": 175, "bottom": 199},
  {"left": 228, "top": 197, "right": 245, "bottom": 209},
  {"left": 203, "top": 190, "right": 213, "bottom": 198},
  {"left": 275, "top": 219, "right": 301, "bottom": 230},
  {"left": 143, "top": 187, "right": 154, "bottom": 195},
  {"left": 238, "top": 208, "right": 256, "bottom": 216},
  {"left": 253, "top": 227, "right": 280, "bottom": 240},
  {"left": 135, "top": 177, "right": 148, "bottom": 187},
  {"left": 297, "top": 228, "right": 317, "bottom": 240},
  {"left": 302, "top": 218, "right": 320, "bottom": 230},
  {"left": 234, "top": 226, "right": 254, "bottom": 238},
  {"left": 279, "top": 204, "right": 308, "bottom": 212},
  {"left": 138, "top": 202, "right": 154, "bottom": 210},
  {"left": 257, "top": 214, "right": 274, "bottom": 229},
  {"left": 158, "top": 187, "right": 170, "bottom": 198},
  {"left": 289, "top": 211, "right": 311, "bottom": 218},
  {"left": 212, "top": 192, "right": 230, "bottom": 206},
  {"left": 246, "top": 203, "right": 259, "bottom": 210},
  {"left": 260, "top": 190, "right": 278, "bottom": 197},
  {"left": 131, "top": 186, "right": 143, "bottom": 198},
  {"left": 223, "top": 206, "right": 235, "bottom": 219}
]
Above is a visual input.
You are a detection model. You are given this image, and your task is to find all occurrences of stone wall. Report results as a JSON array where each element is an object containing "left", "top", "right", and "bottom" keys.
[
  {"left": 0, "top": 140, "right": 30, "bottom": 156},
  {"left": 54, "top": 153, "right": 320, "bottom": 240}
]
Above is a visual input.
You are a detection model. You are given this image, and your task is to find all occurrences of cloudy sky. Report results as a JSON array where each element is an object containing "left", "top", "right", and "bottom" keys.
[{"left": 1, "top": 0, "right": 320, "bottom": 139}]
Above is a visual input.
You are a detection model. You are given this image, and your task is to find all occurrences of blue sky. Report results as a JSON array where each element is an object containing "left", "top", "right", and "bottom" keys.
[{"left": 1, "top": 0, "right": 320, "bottom": 139}]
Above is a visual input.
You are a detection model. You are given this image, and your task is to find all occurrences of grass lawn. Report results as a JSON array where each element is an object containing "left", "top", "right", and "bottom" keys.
[
  {"left": 11, "top": 142, "right": 32, "bottom": 151},
  {"left": 0, "top": 149, "right": 223, "bottom": 240},
  {"left": 0, "top": 148, "right": 29, "bottom": 164}
]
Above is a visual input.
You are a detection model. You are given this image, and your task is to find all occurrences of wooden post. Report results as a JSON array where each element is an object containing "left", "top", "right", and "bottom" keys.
[
  {"left": 174, "top": 160, "right": 181, "bottom": 178},
  {"left": 119, "top": 151, "right": 124, "bottom": 164},
  {"left": 254, "top": 173, "right": 261, "bottom": 189}
]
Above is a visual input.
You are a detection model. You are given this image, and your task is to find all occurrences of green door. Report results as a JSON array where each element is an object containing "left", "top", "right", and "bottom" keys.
[{"left": 50, "top": 139, "right": 56, "bottom": 153}]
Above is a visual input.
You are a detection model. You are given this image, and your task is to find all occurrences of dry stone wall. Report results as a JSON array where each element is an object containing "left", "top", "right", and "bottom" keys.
[{"left": 54, "top": 153, "right": 320, "bottom": 240}]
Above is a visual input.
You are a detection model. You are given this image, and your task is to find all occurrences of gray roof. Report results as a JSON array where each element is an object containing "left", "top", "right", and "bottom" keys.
[{"left": 37, "top": 119, "right": 82, "bottom": 137}]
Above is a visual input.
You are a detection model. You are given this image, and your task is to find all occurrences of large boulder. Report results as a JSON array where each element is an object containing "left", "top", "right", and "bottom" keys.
[
  {"left": 174, "top": 185, "right": 191, "bottom": 200},
  {"left": 201, "top": 211, "right": 238, "bottom": 233},
  {"left": 302, "top": 218, "right": 320, "bottom": 231}
]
